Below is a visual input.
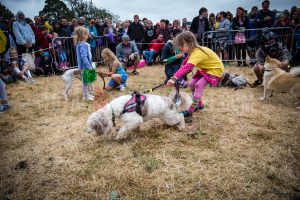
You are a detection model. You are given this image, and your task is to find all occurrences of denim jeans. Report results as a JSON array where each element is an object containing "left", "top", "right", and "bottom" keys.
[{"left": 143, "top": 50, "right": 157, "bottom": 64}]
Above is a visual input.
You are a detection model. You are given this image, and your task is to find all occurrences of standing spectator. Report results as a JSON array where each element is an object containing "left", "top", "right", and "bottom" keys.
[
  {"left": 142, "top": 18, "right": 148, "bottom": 29},
  {"left": 78, "top": 16, "right": 86, "bottom": 26},
  {"left": 247, "top": 6, "right": 259, "bottom": 66},
  {"left": 209, "top": 13, "right": 216, "bottom": 31},
  {"left": 144, "top": 20, "right": 156, "bottom": 51},
  {"left": 289, "top": 9, "right": 299, "bottom": 28},
  {"left": 171, "top": 19, "right": 182, "bottom": 38},
  {"left": 122, "top": 20, "right": 130, "bottom": 36},
  {"left": 142, "top": 34, "right": 164, "bottom": 65},
  {"left": 13, "top": 11, "right": 35, "bottom": 54},
  {"left": 52, "top": 20, "right": 61, "bottom": 34},
  {"left": 95, "top": 18, "right": 104, "bottom": 36},
  {"left": 215, "top": 11, "right": 230, "bottom": 66},
  {"left": 159, "top": 19, "right": 171, "bottom": 42},
  {"left": 207, "top": 13, "right": 216, "bottom": 50},
  {"left": 30, "top": 16, "right": 43, "bottom": 38},
  {"left": 191, "top": 7, "right": 210, "bottom": 42},
  {"left": 116, "top": 35, "right": 140, "bottom": 75},
  {"left": 182, "top": 18, "right": 188, "bottom": 31},
  {"left": 128, "top": 15, "right": 145, "bottom": 52},
  {"left": 232, "top": 7, "right": 249, "bottom": 67},
  {"left": 282, "top": 10, "right": 291, "bottom": 26},
  {"left": 154, "top": 22, "right": 160, "bottom": 36},
  {"left": 60, "top": 18, "right": 72, "bottom": 37},
  {"left": 255, "top": 0, "right": 275, "bottom": 28},
  {"left": 103, "top": 20, "right": 118, "bottom": 53},
  {"left": 115, "top": 21, "right": 123, "bottom": 42},
  {"left": 36, "top": 26, "right": 52, "bottom": 50},
  {"left": 0, "top": 79, "right": 10, "bottom": 113},
  {"left": 71, "top": 18, "right": 79, "bottom": 33},
  {"left": 87, "top": 19, "right": 98, "bottom": 56},
  {"left": 273, "top": 14, "right": 286, "bottom": 27},
  {"left": 226, "top": 11, "right": 235, "bottom": 62}
]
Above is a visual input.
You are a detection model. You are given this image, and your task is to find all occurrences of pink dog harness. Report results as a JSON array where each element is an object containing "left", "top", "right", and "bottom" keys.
[{"left": 122, "top": 91, "right": 147, "bottom": 116}]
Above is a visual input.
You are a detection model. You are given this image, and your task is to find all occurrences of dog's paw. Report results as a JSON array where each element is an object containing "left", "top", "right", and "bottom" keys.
[{"left": 260, "top": 97, "right": 266, "bottom": 101}]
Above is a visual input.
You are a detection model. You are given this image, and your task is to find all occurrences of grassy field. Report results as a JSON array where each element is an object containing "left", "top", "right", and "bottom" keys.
[{"left": 0, "top": 64, "right": 299, "bottom": 200}]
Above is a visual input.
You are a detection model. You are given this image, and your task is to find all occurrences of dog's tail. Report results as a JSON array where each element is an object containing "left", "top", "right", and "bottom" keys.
[
  {"left": 289, "top": 67, "right": 300, "bottom": 77},
  {"left": 168, "top": 90, "right": 192, "bottom": 111}
]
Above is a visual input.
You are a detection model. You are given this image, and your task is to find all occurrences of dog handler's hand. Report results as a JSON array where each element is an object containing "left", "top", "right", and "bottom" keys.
[{"left": 167, "top": 79, "right": 175, "bottom": 86}]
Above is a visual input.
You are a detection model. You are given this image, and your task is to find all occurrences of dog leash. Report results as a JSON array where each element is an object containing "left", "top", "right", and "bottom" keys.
[
  {"left": 99, "top": 73, "right": 106, "bottom": 89},
  {"left": 143, "top": 82, "right": 181, "bottom": 105},
  {"left": 143, "top": 83, "right": 166, "bottom": 93}
]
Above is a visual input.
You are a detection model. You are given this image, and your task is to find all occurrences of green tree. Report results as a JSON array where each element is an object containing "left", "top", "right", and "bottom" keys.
[
  {"left": 39, "top": 0, "right": 74, "bottom": 21},
  {"left": 64, "top": 0, "right": 119, "bottom": 21},
  {"left": 0, "top": 2, "right": 14, "bottom": 21}
]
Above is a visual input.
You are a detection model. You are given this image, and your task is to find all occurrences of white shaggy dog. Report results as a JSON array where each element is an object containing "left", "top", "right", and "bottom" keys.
[
  {"left": 62, "top": 63, "right": 97, "bottom": 101},
  {"left": 87, "top": 91, "right": 192, "bottom": 140}
]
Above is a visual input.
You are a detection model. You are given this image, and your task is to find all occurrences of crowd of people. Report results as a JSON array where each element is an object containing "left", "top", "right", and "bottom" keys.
[{"left": 0, "top": 0, "right": 300, "bottom": 113}]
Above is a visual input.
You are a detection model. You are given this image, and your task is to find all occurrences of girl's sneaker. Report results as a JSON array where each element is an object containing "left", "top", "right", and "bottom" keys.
[
  {"left": 0, "top": 104, "right": 10, "bottom": 113},
  {"left": 194, "top": 105, "right": 205, "bottom": 112},
  {"left": 180, "top": 110, "right": 193, "bottom": 118},
  {"left": 83, "top": 95, "right": 94, "bottom": 101},
  {"left": 120, "top": 84, "right": 126, "bottom": 91}
]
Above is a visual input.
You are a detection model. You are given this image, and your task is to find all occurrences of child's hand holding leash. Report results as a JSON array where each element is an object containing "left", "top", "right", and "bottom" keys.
[{"left": 166, "top": 76, "right": 177, "bottom": 86}]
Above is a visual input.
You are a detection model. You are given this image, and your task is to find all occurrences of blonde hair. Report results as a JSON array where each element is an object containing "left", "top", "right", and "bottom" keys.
[
  {"left": 73, "top": 26, "right": 89, "bottom": 45},
  {"left": 174, "top": 31, "right": 208, "bottom": 55},
  {"left": 101, "top": 48, "right": 122, "bottom": 67},
  {"left": 9, "top": 48, "right": 18, "bottom": 60}
]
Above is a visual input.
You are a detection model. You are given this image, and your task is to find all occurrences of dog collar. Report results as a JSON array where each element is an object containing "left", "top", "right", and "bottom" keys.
[
  {"left": 109, "top": 104, "right": 116, "bottom": 127},
  {"left": 264, "top": 69, "right": 273, "bottom": 72}
]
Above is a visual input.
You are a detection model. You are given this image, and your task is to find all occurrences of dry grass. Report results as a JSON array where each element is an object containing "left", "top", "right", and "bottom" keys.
[{"left": 0, "top": 64, "right": 299, "bottom": 200}]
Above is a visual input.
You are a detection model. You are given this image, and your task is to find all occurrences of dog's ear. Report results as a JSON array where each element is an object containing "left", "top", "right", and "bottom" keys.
[{"left": 265, "top": 55, "right": 271, "bottom": 63}]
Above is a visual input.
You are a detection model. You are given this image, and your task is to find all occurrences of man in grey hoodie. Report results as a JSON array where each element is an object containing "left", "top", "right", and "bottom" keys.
[{"left": 13, "top": 11, "right": 35, "bottom": 54}]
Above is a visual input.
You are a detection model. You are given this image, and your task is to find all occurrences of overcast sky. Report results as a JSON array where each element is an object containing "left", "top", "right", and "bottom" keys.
[{"left": 1, "top": 0, "right": 298, "bottom": 23}]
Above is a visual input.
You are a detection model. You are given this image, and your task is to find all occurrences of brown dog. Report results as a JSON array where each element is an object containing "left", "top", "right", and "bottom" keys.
[{"left": 260, "top": 56, "right": 300, "bottom": 109}]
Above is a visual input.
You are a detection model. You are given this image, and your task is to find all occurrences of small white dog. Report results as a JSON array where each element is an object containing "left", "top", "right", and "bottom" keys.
[
  {"left": 87, "top": 91, "right": 191, "bottom": 140},
  {"left": 62, "top": 63, "right": 97, "bottom": 101}
]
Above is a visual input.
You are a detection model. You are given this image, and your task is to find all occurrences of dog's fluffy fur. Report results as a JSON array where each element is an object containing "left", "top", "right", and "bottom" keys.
[
  {"left": 87, "top": 91, "right": 191, "bottom": 140},
  {"left": 261, "top": 56, "right": 300, "bottom": 109},
  {"left": 62, "top": 68, "right": 82, "bottom": 101}
]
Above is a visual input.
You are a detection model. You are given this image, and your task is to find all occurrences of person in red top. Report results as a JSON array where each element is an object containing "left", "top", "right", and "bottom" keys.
[
  {"left": 36, "top": 26, "right": 52, "bottom": 50},
  {"left": 142, "top": 34, "right": 164, "bottom": 65}
]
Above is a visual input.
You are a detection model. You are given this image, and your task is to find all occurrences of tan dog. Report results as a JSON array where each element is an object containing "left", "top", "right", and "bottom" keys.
[{"left": 261, "top": 56, "right": 300, "bottom": 109}]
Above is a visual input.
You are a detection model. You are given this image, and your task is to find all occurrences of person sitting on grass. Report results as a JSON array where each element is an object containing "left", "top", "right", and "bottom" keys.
[
  {"left": 99, "top": 48, "right": 128, "bottom": 91},
  {"left": 0, "top": 79, "right": 11, "bottom": 113},
  {"left": 8, "top": 48, "right": 34, "bottom": 84},
  {"left": 167, "top": 31, "right": 224, "bottom": 118},
  {"left": 116, "top": 35, "right": 140, "bottom": 75},
  {"left": 252, "top": 28, "right": 290, "bottom": 87},
  {"left": 142, "top": 34, "right": 165, "bottom": 65}
]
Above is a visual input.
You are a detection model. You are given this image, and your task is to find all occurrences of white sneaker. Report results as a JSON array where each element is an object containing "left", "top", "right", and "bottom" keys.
[
  {"left": 88, "top": 93, "right": 95, "bottom": 98},
  {"left": 83, "top": 95, "right": 94, "bottom": 101},
  {"left": 120, "top": 84, "right": 125, "bottom": 91},
  {"left": 28, "top": 78, "right": 35, "bottom": 85}
]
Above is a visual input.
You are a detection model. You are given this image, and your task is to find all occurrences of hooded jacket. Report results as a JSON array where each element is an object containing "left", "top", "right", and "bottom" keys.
[{"left": 12, "top": 11, "right": 35, "bottom": 45}]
